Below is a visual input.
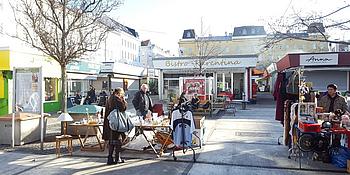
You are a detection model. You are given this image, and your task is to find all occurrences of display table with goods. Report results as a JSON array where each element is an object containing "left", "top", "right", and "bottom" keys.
[
  {"left": 65, "top": 105, "right": 104, "bottom": 136},
  {"left": 289, "top": 105, "right": 350, "bottom": 169},
  {"left": 277, "top": 68, "right": 350, "bottom": 171},
  {"left": 126, "top": 105, "right": 204, "bottom": 161}
]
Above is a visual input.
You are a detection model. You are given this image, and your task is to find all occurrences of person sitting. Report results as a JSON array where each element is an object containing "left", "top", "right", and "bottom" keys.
[
  {"left": 74, "top": 92, "right": 82, "bottom": 105},
  {"left": 199, "top": 100, "right": 211, "bottom": 109},
  {"left": 191, "top": 94, "right": 200, "bottom": 109},
  {"left": 178, "top": 92, "right": 188, "bottom": 106}
]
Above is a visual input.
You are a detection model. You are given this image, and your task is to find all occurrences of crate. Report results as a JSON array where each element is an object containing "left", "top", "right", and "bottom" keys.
[{"left": 298, "top": 121, "right": 321, "bottom": 133}]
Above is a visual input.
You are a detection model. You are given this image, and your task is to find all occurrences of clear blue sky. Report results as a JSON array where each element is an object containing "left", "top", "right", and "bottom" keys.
[{"left": 110, "top": 0, "right": 349, "bottom": 55}]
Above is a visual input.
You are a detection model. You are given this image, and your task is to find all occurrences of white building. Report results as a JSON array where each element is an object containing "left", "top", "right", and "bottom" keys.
[
  {"left": 92, "top": 17, "right": 144, "bottom": 97},
  {"left": 140, "top": 40, "right": 173, "bottom": 68}
]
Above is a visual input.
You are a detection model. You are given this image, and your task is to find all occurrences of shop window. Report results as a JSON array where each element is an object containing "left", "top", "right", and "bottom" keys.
[
  {"left": 169, "top": 80, "right": 179, "bottom": 87},
  {"left": 45, "top": 78, "right": 57, "bottom": 101},
  {"left": 71, "top": 81, "right": 82, "bottom": 94}
]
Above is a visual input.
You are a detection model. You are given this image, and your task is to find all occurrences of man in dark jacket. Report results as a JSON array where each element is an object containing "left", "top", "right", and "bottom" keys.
[
  {"left": 318, "top": 84, "right": 348, "bottom": 113},
  {"left": 132, "top": 84, "right": 153, "bottom": 118}
]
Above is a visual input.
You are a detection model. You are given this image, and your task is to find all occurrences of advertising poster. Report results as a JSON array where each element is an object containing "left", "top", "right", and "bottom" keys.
[
  {"left": 183, "top": 79, "right": 205, "bottom": 96},
  {"left": 14, "top": 68, "right": 41, "bottom": 113}
]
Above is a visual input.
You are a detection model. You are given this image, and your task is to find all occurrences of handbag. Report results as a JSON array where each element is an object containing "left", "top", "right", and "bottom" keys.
[{"left": 107, "top": 109, "right": 135, "bottom": 132}]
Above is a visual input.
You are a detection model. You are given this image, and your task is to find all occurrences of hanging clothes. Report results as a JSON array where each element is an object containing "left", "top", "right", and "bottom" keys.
[
  {"left": 274, "top": 72, "right": 285, "bottom": 122},
  {"left": 170, "top": 109, "right": 195, "bottom": 147},
  {"left": 286, "top": 71, "right": 299, "bottom": 95},
  {"left": 283, "top": 100, "right": 293, "bottom": 146}
]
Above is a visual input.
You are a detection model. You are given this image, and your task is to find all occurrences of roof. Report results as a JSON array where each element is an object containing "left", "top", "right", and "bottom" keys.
[
  {"left": 233, "top": 26, "right": 266, "bottom": 36},
  {"left": 141, "top": 40, "right": 151, "bottom": 46},
  {"left": 182, "top": 29, "right": 196, "bottom": 39},
  {"left": 100, "top": 16, "right": 139, "bottom": 38}
]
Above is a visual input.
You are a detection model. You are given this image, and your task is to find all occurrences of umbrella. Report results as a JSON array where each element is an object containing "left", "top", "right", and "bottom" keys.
[{"left": 67, "top": 105, "right": 103, "bottom": 114}]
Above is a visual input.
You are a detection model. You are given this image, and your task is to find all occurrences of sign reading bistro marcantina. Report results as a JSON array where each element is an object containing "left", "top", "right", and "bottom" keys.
[{"left": 153, "top": 57, "right": 257, "bottom": 69}]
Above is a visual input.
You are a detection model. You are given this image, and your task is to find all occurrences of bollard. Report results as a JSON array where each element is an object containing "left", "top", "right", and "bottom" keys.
[{"left": 242, "top": 92, "right": 247, "bottom": 110}]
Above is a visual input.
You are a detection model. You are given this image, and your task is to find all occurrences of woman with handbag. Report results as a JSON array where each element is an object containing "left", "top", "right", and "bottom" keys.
[{"left": 103, "top": 88, "right": 127, "bottom": 165}]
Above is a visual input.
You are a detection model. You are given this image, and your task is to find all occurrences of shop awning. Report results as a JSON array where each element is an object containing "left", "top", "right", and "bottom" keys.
[
  {"left": 67, "top": 73, "right": 97, "bottom": 80},
  {"left": 276, "top": 52, "right": 350, "bottom": 72},
  {"left": 252, "top": 68, "right": 264, "bottom": 76}
]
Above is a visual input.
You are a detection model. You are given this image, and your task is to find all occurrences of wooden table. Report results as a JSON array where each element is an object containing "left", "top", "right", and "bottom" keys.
[
  {"left": 69, "top": 123, "right": 104, "bottom": 151},
  {"left": 131, "top": 124, "right": 172, "bottom": 157}
]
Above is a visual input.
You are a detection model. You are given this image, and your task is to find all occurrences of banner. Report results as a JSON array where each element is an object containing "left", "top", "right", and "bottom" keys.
[{"left": 183, "top": 79, "right": 205, "bottom": 96}]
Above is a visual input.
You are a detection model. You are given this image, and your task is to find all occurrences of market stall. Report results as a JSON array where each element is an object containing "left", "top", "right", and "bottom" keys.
[{"left": 274, "top": 52, "right": 350, "bottom": 170}]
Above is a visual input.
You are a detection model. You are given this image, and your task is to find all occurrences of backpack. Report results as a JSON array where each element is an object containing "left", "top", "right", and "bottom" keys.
[{"left": 107, "top": 109, "right": 134, "bottom": 132}]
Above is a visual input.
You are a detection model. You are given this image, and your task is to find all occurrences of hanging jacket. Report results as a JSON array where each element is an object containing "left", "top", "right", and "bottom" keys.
[
  {"left": 170, "top": 109, "right": 195, "bottom": 147},
  {"left": 274, "top": 72, "right": 285, "bottom": 121}
]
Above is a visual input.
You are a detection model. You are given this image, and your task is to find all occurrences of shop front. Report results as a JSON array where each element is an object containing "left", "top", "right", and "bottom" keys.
[
  {"left": 0, "top": 48, "right": 62, "bottom": 114},
  {"left": 66, "top": 60, "right": 100, "bottom": 97},
  {"left": 0, "top": 49, "right": 11, "bottom": 116},
  {"left": 153, "top": 55, "right": 258, "bottom": 101},
  {"left": 98, "top": 62, "right": 146, "bottom": 98},
  {"left": 276, "top": 52, "right": 350, "bottom": 93},
  {"left": 274, "top": 52, "right": 350, "bottom": 170}
]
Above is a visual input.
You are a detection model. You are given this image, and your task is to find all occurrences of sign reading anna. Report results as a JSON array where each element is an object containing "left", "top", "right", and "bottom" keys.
[
  {"left": 153, "top": 57, "right": 257, "bottom": 69},
  {"left": 300, "top": 54, "right": 338, "bottom": 66}
]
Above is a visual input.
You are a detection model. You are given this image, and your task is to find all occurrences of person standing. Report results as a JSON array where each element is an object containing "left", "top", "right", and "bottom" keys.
[
  {"left": 318, "top": 84, "right": 348, "bottom": 113},
  {"left": 86, "top": 85, "right": 96, "bottom": 104},
  {"left": 103, "top": 88, "right": 127, "bottom": 165},
  {"left": 132, "top": 84, "right": 153, "bottom": 119}
]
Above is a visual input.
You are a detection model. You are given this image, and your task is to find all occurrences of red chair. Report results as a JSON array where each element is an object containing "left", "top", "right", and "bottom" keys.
[{"left": 152, "top": 103, "right": 164, "bottom": 116}]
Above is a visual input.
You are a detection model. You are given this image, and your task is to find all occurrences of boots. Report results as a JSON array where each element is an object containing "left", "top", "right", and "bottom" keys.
[
  {"left": 107, "top": 144, "right": 115, "bottom": 165},
  {"left": 115, "top": 145, "right": 125, "bottom": 164}
]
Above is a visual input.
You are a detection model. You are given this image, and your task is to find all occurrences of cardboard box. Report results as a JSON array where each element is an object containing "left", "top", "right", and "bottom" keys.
[
  {"left": 194, "top": 116, "right": 205, "bottom": 129},
  {"left": 192, "top": 127, "right": 206, "bottom": 147},
  {"left": 347, "top": 160, "right": 350, "bottom": 173}
]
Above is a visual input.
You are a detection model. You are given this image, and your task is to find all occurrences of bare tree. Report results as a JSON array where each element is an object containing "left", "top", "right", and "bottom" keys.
[
  {"left": 11, "top": 0, "right": 122, "bottom": 113},
  {"left": 264, "top": 3, "right": 350, "bottom": 50},
  {"left": 191, "top": 37, "right": 224, "bottom": 76}
]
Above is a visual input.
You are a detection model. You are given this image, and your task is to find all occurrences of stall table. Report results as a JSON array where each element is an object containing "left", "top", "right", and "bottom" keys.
[
  {"left": 69, "top": 123, "right": 104, "bottom": 151},
  {"left": 131, "top": 124, "right": 172, "bottom": 157}
]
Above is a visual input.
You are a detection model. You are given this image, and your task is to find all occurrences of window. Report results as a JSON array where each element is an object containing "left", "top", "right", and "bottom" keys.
[
  {"left": 186, "top": 32, "right": 191, "bottom": 38},
  {"left": 102, "top": 81, "right": 108, "bottom": 90},
  {"left": 45, "top": 78, "right": 57, "bottom": 101}
]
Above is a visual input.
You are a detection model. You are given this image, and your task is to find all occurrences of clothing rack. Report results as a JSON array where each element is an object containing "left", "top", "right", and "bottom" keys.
[{"left": 172, "top": 101, "right": 197, "bottom": 162}]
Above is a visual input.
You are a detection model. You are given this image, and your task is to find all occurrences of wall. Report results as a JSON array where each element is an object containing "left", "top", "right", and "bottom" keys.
[{"left": 0, "top": 72, "right": 8, "bottom": 115}]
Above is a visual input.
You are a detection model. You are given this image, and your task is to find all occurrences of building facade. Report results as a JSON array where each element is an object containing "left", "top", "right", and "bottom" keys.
[
  {"left": 178, "top": 25, "right": 331, "bottom": 97},
  {"left": 92, "top": 18, "right": 144, "bottom": 98}
]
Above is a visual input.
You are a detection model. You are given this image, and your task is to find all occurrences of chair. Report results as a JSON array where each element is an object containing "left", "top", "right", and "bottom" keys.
[{"left": 55, "top": 135, "right": 73, "bottom": 158}]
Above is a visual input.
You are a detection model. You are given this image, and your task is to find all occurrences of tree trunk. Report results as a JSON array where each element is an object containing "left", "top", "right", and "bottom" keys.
[{"left": 61, "top": 65, "right": 67, "bottom": 113}]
